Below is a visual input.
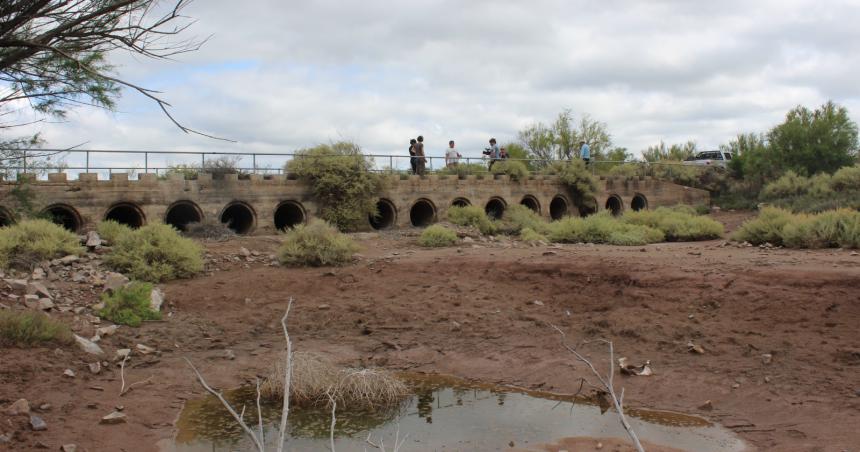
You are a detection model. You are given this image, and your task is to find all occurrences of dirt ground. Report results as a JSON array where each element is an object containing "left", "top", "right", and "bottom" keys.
[{"left": 2, "top": 210, "right": 859, "bottom": 452}]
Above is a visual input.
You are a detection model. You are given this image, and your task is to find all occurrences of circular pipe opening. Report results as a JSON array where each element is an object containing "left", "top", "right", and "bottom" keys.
[
  {"left": 520, "top": 196, "right": 540, "bottom": 213},
  {"left": 410, "top": 199, "right": 436, "bottom": 227},
  {"left": 605, "top": 195, "right": 624, "bottom": 216},
  {"left": 105, "top": 202, "right": 146, "bottom": 228},
  {"left": 369, "top": 199, "right": 396, "bottom": 230},
  {"left": 550, "top": 196, "right": 569, "bottom": 220},
  {"left": 220, "top": 202, "right": 256, "bottom": 234},
  {"left": 0, "top": 207, "right": 14, "bottom": 227},
  {"left": 165, "top": 201, "right": 203, "bottom": 231},
  {"left": 631, "top": 194, "right": 648, "bottom": 212},
  {"left": 578, "top": 197, "right": 598, "bottom": 217},
  {"left": 484, "top": 197, "right": 507, "bottom": 220},
  {"left": 43, "top": 204, "right": 82, "bottom": 232},
  {"left": 451, "top": 198, "right": 471, "bottom": 208},
  {"left": 275, "top": 201, "right": 306, "bottom": 231}
]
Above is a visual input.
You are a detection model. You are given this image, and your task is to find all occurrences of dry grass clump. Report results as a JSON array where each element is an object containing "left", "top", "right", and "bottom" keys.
[
  {"left": 417, "top": 224, "right": 459, "bottom": 247},
  {"left": 183, "top": 216, "right": 236, "bottom": 241},
  {"left": 0, "top": 310, "right": 73, "bottom": 347},
  {"left": 261, "top": 352, "right": 408, "bottom": 410},
  {"left": 735, "top": 207, "right": 860, "bottom": 248},
  {"left": 277, "top": 220, "right": 359, "bottom": 266},
  {"left": 622, "top": 207, "right": 724, "bottom": 241},
  {"left": 447, "top": 205, "right": 497, "bottom": 235},
  {"left": 0, "top": 219, "right": 83, "bottom": 269},
  {"left": 105, "top": 223, "right": 204, "bottom": 282}
]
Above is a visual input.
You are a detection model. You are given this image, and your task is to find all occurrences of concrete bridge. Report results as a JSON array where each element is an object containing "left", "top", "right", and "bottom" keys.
[{"left": 0, "top": 172, "right": 709, "bottom": 234}]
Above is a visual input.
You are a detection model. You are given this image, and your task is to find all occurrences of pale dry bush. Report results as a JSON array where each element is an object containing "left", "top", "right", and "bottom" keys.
[{"left": 261, "top": 352, "right": 408, "bottom": 410}]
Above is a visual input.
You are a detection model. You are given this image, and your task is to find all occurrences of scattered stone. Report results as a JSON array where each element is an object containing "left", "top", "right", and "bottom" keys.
[
  {"left": 542, "top": 251, "right": 558, "bottom": 256},
  {"left": 687, "top": 340, "right": 705, "bottom": 354},
  {"left": 136, "top": 343, "right": 156, "bottom": 355},
  {"left": 97, "top": 325, "right": 119, "bottom": 337},
  {"left": 764, "top": 376, "right": 772, "bottom": 383},
  {"left": 88, "top": 362, "right": 101, "bottom": 375},
  {"left": 114, "top": 349, "right": 131, "bottom": 361},
  {"left": 317, "top": 304, "right": 331, "bottom": 310},
  {"left": 100, "top": 411, "right": 127, "bottom": 425},
  {"left": 5, "top": 278, "right": 28, "bottom": 291},
  {"left": 732, "top": 383, "right": 740, "bottom": 389},
  {"left": 239, "top": 247, "right": 251, "bottom": 257},
  {"left": 24, "top": 294, "right": 40, "bottom": 308},
  {"left": 26, "top": 281, "right": 51, "bottom": 299},
  {"left": 31, "top": 268, "right": 46, "bottom": 280},
  {"left": 103, "top": 272, "right": 129, "bottom": 293},
  {"left": 761, "top": 353, "right": 773, "bottom": 365},
  {"left": 63, "top": 369, "right": 75, "bottom": 378},
  {"left": 596, "top": 442, "right": 603, "bottom": 450},
  {"left": 698, "top": 400, "right": 713, "bottom": 411},
  {"left": 851, "top": 251, "right": 859, "bottom": 256},
  {"left": 150, "top": 287, "right": 164, "bottom": 312},
  {"left": 29, "top": 415, "right": 47, "bottom": 431},
  {"left": 224, "top": 349, "right": 236, "bottom": 360},
  {"left": 61, "top": 445, "right": 78, "bottom": 452},
  {"left": 530, "top": 300, "right": 544, "bottom": 306},
  {"left": 86, "top": 231, "right": 102, "bottom": 248},
  {"left": 39, "top": 403, "right": 51, "bottom": 411},
  {"left": 74, "top": 334, "right": 105, "bottom": 356},
  {"left": 58, "top": 255, "right": 79, "bottom": 265},
  {"left": 37, "top": 298, "right": 54, "bottom": 311},
  {"left": 450, "top": 320, "right": 462, "bottom": 332},
  {"left": 6, "top": 398, "right": 30, "bottom": 416},
  {"left": 0, "top": 434, "right": 9, "bottom": 444}
]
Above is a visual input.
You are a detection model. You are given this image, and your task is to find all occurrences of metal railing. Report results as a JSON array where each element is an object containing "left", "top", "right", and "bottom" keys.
[{"left": 0, "top": 148, "right": 722, "bottom": 180}]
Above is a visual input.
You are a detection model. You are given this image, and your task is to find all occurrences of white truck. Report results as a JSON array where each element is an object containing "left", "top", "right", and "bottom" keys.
[{"left": 682, "top": 150, "right": 733, "bottom": 167}]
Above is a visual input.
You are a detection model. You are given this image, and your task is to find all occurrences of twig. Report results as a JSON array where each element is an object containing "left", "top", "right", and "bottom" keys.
[
  {"left": 184, "top": 358, "right": 265, "bottom": 452},
  {"left": 256, "top": 378, "right": 264, "bottom": 447},
  {"left": 119, "top": 354, "right": 129, "bottom": 396},
  {"left": 549, "top": 324, "right": 645, "bottom": 452},
  {"left": 276, "top": 297, "right": 294, "bottom": 452},
  {"left": 120, "top": 375, "right": 153, "bottom": 396},
  {"left": 327, "top": 390, "right": 337, "bottom": 452}
]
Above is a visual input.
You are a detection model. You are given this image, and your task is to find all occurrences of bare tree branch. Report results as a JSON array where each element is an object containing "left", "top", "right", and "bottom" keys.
[{"left": 276, "top": 297, "right": 294, "bottom": 452}]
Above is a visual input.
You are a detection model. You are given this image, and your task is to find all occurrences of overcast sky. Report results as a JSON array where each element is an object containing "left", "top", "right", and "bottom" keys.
[{"left": 12, "top": 0, "right": 860, "bottom": 168}]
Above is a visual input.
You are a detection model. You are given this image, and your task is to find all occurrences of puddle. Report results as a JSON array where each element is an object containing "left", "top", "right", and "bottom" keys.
[{"left": 163, "top": 373, "right": 746, "bottom": 452}]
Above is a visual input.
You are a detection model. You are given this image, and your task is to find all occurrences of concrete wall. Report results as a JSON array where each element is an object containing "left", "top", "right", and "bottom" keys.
[{"left": 0, "top": 172, "right": 710, "bottom": 233}]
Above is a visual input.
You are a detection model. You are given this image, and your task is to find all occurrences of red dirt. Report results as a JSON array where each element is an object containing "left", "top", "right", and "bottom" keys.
[{"left": 2, "top": 211, "right": 860, "bottom": 451}]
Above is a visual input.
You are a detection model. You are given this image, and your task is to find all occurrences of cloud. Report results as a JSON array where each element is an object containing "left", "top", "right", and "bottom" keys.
[{"left": 10, "top": 0, "right": 860, "bottom": 164}]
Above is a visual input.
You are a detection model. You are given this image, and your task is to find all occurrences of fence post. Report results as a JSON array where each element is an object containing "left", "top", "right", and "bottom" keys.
[
  {"left": 253, "top": 154, "right": 257, "bottom": 174},
  {"left": 201, "top": 153, "right": 205, "bottom": 169},
  {"left": 22, "top": 149, "right": 27, "bottom": 174},
  {"left": 85, "top": 151, "right": 89, "bottom": 173},
  {"left": 144, "top": 152, "right": 148, "bottom": 173}
]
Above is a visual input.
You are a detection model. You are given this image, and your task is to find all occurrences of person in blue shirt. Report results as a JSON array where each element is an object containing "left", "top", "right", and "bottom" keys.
[{"left": 579, "top": 140, "right": 590, "bottom": 165}]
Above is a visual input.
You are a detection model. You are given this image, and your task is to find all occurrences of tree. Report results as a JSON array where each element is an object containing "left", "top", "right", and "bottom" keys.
[
  {"left": 1, "top": 0, "right": 213, "bottom": 173},
  {"left": 605, "top": 147, "right": 632, "bottom": 162},
  {"left": 641, "top": 140, "right": 697, "bottom": 162},
  {"left": 517, "top": 109, "right": 613, "bottom": 165},
  {"left": 766, "top": 101, "right": 858, "bottom": 176}
]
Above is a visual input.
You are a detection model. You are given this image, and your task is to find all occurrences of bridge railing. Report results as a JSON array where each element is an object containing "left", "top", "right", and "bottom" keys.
[{"left": 0, "top": 148, "right": 721, "bottom": 181}]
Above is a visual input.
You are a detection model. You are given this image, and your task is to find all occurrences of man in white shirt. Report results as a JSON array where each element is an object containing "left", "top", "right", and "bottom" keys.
[{"left": 445, "top": 140, "right": 461, "bottom": 168}]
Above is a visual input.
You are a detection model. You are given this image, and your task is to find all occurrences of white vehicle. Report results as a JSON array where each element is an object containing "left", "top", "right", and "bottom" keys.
[{"left": 682, "top": 150, "right": 733, "bottom": 167}]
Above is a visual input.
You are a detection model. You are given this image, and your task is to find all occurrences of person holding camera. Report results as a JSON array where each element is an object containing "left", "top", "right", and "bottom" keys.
[{"left": 484, "top": 138, "right": 500, "bottom": 170}]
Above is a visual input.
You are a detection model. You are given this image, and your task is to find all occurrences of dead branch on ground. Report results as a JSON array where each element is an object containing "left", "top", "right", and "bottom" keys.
[{"left": 549, "top": 324, "right": 645, "bottom": 452}]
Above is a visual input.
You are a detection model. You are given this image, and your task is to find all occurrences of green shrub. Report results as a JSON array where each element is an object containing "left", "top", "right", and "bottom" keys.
[
  {"left": 286, "top": 142, "right": 385, "bottom": 231},
  {"left": 490, "top": 160, "right": 529, "bottom": 181},
  {"left": 417, "top": 225, "right": 459, "bottom": 247},
  {"left": 781, "top": 209, "right": 860, "bottom": 248},
  {"left": 761, "top": 170, "right": 813, "bottom": 200},
  {"left": 164, "top": 163, "right": 200, "bottom": 180},
  {"left": 0, "top": 310, "right": 73, "bottom": 347},
  {"left": 447, "top": 206, "right": 497, "bottom": 235},
  {"left": 0, "top": 219, "right": 83, "bottom": 268},
  {"left": 98, "top": 282, "right": 161, "bottom": 327},
  {"left": 520, "top": 227, "right": 548, "bottom": 244},
  {"left": 830, "top": 165, "right": 860, "bottom": 191},
  {"left": 604, "top": 163, "right": 641, "bottom": 178},
  {"left": 622, "top": 207, "right": 724, "bottom": 241},
  {"left": 650, "top": 163, "right": 731, "bottom": 193},
  {"left": 547, "top": 160, "right": 599, "bottom": 207},
  {"left": 732, "top": 207, "right": 796, "bottom": 245},
  {"left": 97, "top": 220, "right": 132, "bottom": 244},
  {"left": 808, "top": 173, "right": 834, "bottom": 197},
  {"left": 500, "top": 204, "right": 549, "bottom": 234},
  {"left": 105, "top": 223, "right": 204, "bottom": 282},
  {"left": 278, "top": 220, "right": 359, "bottom": 266},
  {"left": 547, "top": 213, "right": 665, "bottom": 246},
  {"left": 437, "top": 163, "right": 488, "bottom": 178}
]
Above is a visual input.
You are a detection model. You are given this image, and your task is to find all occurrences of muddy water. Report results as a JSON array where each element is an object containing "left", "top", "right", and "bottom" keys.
[{"left": 164, "top": 374, "right": 746, "bottom": 452}]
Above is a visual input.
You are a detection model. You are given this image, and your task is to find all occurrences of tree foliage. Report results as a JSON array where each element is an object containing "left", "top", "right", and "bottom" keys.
[
  {"left": 517, "top": 110, "right": 612, "bottom": 164},
  {"left": 641, "top": 140, "right": 697, "bottom": 162}
]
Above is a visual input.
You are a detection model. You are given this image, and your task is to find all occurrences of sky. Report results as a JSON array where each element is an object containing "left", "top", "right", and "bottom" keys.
[{"left": 9, "top": 0, "right": 860, "bottom": 170}]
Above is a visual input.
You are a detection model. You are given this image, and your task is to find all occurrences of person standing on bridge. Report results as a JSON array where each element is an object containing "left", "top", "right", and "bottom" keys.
[
  {"left": 579, "top": 140, "right": 590, "bottom": 165},
  {"left": 409, "top": 138, "right": 418, "bottom": 174},
  {"left": 414, "top": 135, "right": 427, "bottom": 175},
  {"left": 445, "top": 140, "right": 461, "bottom": 168},
  {"left": 486, "top": 138, "right": 500, "bottom": 170}
]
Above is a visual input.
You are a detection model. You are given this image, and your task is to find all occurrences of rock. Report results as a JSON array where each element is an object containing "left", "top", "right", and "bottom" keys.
[
  {"left": 698, "top": 400, "right": 713, "bottom": 411},
  {"left": 63, "top": 369, "right": 75, "bottom": 378},
  {"left": 58, "top": 255, "right": 79, "bottom": 265},
  {"left": 450, "top": 320, "right": 462, "bottom": 332},
  {"left": 39, "top": 403, "right": 52, "bottom": 411},
  {"left": 24, "top": 294, "right": 40, "bottom": 308},
  {"left": 97, "top": 325, "right": 119, "bottom": 337},
  {"left": 542, "top": 251, "right": 558, "bottom": 256},
  {"left": 31, "top": 267, "right": 45, "bottom": 280},
  {"left": 687, "top": 340, "right": 705, "bottom": 355},
  {"left": 74, "top": 334, "right": 105, "bottom": 356},
  {"left": 114, "top": 348, "right": 131, "bottom": 361},
  {"left": 531, "top": 300, "right": 544, "bottom": 306},
  {"left": 88, "top": 362, "right": 101, "bottom": 375},
  {"left": 317, "top": 304, "right": 331, "bottom": 310},
  {"left": 239, "top": 247, "right": 251, "bottom": 257},
  {"left": 61, "top": 445, "right": 78, "bottom": 452},
  {"left": 103, "top": 272, "right": 129, "bottom": 293},
  {"left": 29, "top": 415, "right": 47, "bottom": 431},
  {"left": 6, "top": 398, "right": 30, "bottom": 415},
  {"left": 0, "top": 434, "right": 9, "bottom": 444},
  {"left": 224, "top": 349, "right": 236, "bottom": 360},
  {"left": 5, "top": 278, "right": 28, "bottom": 292},
  {"left": 136, "top": 343, "right": 156, "bottom": 355},
  {"left": 150, "top": 287, "right": 164, "bottom": 312},
  {"left": 71, "top": 272, "right": 86, "bottom": 283},
  {"left": 38, "top": 298, "right": 54, "bottom": 310},
  {"left": 761, "top": 353, "right": 773, "bottom": 365},
  {"left": 27, "top": 281, "right": 51, "bottom": 299},
  {"left": 86, "top": 231, "right": 102, "bottom": 248},
  {"left": 100, "top": 411, "right": 127, "bottom": 424}
]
